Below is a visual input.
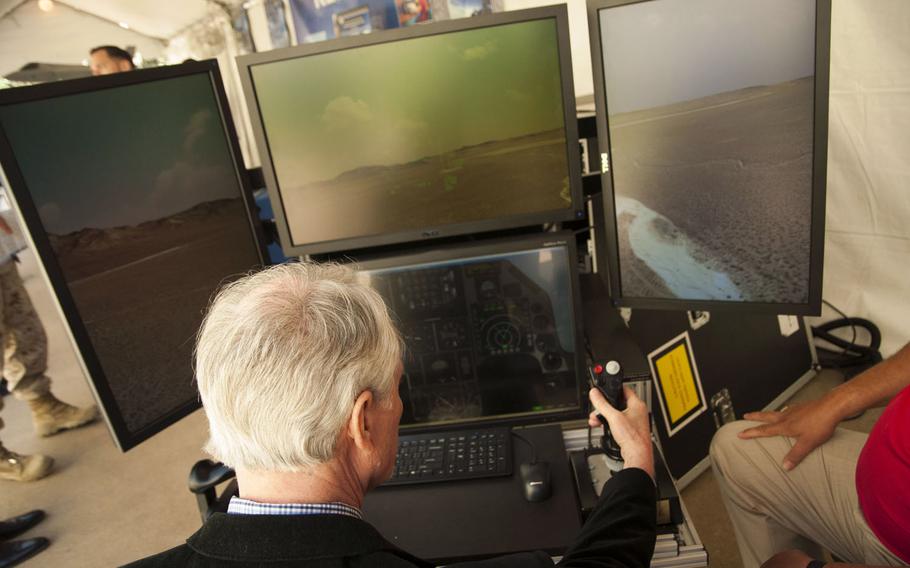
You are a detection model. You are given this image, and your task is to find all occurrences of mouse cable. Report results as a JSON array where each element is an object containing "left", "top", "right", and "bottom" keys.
[
  {"left": 820, "top": 299, "right": 857, "bottom": 356},
  {"left": 510, "top": 430, "right": 538, "bottom": 465}
]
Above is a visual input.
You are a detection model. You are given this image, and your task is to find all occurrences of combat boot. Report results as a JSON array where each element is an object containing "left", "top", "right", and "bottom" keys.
[
  {"left": 0, "top": 443, "right": 53, "bottom": 482},
  {"left": 26, "top": 393, "right": 98, "bottom": 437}
]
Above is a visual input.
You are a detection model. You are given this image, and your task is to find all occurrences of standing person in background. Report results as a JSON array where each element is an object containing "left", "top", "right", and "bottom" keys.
[
  {"left": 0, "top": 510, "right": 49, "bottom": 567},
  {"left": 0, "top": 204, "right": 99, "bottom": 483},
  {"left": 89, "top": 45, "right": 135, "bottom": 76}
]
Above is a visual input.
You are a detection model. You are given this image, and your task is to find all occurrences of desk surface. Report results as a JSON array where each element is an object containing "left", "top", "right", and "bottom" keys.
[{"left": 362, "top": 424, "right": 582, "bottom": 563}]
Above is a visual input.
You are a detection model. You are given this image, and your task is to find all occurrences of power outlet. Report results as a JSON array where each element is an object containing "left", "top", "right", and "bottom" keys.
[{"left": 778, "top": 315, "right": 799, "bottom": 337}]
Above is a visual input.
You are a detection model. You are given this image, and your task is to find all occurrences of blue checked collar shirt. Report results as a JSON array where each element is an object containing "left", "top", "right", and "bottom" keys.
[{"left": 227, "top": 497, "right": 364, "bottom": 520}]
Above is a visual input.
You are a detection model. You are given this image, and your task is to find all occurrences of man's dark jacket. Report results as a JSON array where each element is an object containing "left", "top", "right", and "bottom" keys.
[{"left": 124, "top": 468, "right": 656, "bottom": 567}]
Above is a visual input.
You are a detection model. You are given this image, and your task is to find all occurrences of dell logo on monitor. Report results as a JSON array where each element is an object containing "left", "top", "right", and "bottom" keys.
[{"left": 421, "top": 230, "right": 440, "bottom": 238}]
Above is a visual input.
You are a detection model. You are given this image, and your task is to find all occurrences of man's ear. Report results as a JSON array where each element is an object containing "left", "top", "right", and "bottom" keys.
[{"left": 348, "top": 390, "right": 375, "bottom": 451}]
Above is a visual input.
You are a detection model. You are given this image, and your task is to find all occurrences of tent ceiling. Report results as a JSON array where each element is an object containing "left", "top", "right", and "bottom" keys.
[
  {"left": 63, "top": 0, "right": 212, "bottom": 39},
  {"left": 0, "top": 0, "right": 243, "bottom": 40},
  {"left": 65, "top": 0, "right": 219, "bottom": 39}
]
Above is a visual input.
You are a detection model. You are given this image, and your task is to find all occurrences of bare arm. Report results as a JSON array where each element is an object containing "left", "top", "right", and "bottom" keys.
[
  {"left": 824, "top": 341, "right": 910, "bottom": 415},
  {"left": 740, "top": 342, "right": 910, "bottom": 470}
]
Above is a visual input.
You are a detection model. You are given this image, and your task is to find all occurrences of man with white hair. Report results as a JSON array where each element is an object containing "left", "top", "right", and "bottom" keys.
[{"left": 128, "top": 262, "right": 658, "bottom": 567}]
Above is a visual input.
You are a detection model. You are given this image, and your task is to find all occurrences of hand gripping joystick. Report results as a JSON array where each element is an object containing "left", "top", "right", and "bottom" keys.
[{"left": 588, "top": 360, "right": 625, "bottom": 462}]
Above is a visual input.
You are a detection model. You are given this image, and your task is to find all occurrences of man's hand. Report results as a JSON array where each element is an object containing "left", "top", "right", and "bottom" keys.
[
  {"left": 588, "top": 386, "right": 654, "bottom": 480},
  {"left": 0, "top": 217, "right": 12, "bottom": 235},
  {"left": 738, "top": 397, "right": 842, "bottom": 471},
  {"left": 743, "top": 342, "right": 910, "bottom": 471}
]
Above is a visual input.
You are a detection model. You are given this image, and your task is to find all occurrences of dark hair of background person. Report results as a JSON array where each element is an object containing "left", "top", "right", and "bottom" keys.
[{"left": 90, "top": 45, "right": 136, "bottom": 69}]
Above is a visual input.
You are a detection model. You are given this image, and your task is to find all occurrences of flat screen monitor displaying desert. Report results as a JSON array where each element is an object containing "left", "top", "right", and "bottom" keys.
[
  {"left": 0, "top": 73, "right": 262, "bottom": 439},
  {"left": 599, "top": 0, "right": 817, "bottom": 304},
  {"left": 251, "top": 17, "right": 573, "bottom": 249}
]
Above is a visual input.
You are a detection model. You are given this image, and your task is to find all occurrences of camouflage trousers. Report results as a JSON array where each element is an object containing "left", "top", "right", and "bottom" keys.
[{"left": 0, "top": 260, "right": 51, "bottom": 431}]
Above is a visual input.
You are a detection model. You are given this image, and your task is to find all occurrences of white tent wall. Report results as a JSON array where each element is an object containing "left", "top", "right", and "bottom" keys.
[
  {"left": 0, "top": 0, "right": 165, "bottom": 77},
  {"left": 503, "top": 0, "right": 910, "bottom": 357},
  {"left": 819, "top": 0, "right": 910, "bottom": 358}
]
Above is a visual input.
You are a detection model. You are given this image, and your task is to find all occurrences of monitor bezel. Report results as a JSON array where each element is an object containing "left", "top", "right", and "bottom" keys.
[
  {"left": 237, "top": 5, "right": 585, "bottom": 257},
  {"left": 353, "top": 231, "right": 588, "bottom": 433},
  {"left": 0, "top": 60, "right": 267, "bottom": 451},
  {"left": 586, "top": 0, "right": 830, "bottom": 315}
]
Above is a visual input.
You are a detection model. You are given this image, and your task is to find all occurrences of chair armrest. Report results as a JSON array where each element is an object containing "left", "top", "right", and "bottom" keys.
[{"left": 188, "top": 459, "right": 236, "bottom": 494}]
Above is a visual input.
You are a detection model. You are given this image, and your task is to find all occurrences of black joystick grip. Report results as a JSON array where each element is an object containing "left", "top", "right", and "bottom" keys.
[
  {"left": 588, "top": 360, "right": 626, "bottom": 418},
  {"left": 588, "top": 360, "right": 625, "bottom": 462}
]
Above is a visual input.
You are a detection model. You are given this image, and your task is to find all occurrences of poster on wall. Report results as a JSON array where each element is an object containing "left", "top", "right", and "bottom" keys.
[
  {"left": 290, "top": 0, "right": 399, "bottom": 42},
  {"left": 395, "top": 0, "right": 432, "bottom": 26},
  {"left": 266, "top": 0, "right": 292, "bottom": 48},
  {"left": 425, "top": 0, "right": 500, "bottom": 22},
  {"left": 233, "top": 8, "right": 256, "bottom": 53},
  {"left": 333, "top": 5, "right": 372, "bottom": 36},
  {"left": 446, "top": 0, "right": 494, "bottom": 19}
]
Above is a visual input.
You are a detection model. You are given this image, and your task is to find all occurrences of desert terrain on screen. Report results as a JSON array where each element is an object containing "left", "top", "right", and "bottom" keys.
[
  {"left": 600, "top": 0, "right": 817, "bottom": 304},
  {"left": 610, "top": 78, "right": 814, "bottom": 304},
  {"left": 252, "top": 18, "right": 571, "bottom": 246},
  {"left": 0, "top": 74, "right": 261, "bottom": 435}
]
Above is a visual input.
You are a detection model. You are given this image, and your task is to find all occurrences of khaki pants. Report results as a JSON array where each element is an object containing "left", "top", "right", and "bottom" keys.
[
  {"left": 710, "top": 420, "right": 903, "bottom": 568},
  {"left": 0, "top": 260, "right": 51, "bottom": 431}
]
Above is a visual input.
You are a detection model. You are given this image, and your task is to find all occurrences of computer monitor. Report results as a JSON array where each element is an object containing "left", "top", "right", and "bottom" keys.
[
  {"left": 588, "top": 0, "right": 830, "bottom": 314},
  {"left": 357, "top": 232, "right": 586, "bottom": 430},
  {"left": 0, "top": 61, "right": 265, "bottom": 451},
  {"left": 238, "top": 5, "right": 584, "bottom": 257}
]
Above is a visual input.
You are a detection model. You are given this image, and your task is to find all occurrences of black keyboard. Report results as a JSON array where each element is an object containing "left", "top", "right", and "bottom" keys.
[{"left": 385, "top": 427, "right": 513, "bottom": 486}]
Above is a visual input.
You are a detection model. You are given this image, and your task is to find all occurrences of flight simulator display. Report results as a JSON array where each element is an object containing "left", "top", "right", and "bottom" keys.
[
  {"left": 0, "top": 62, "right": 264, "bottom": 450},
  {"left": 589, "top": 0, "right": 829, "bottom": 313},
  {"left": 359, "top": 234, "right": 585, "bottom": 429},
  {"left": 239, "top": 5, "right": 583, "bottom": 256}
]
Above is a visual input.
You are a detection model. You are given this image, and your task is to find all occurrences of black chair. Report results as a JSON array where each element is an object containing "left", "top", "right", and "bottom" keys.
[{"left": 188, "top": 460, "right": 238, "bottom": 522}]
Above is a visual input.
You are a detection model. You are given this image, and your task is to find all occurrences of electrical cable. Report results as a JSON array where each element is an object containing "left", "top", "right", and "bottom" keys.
[
  {"left": 510, "top": 430, "right": 537, "bottom": 464},
  {"left": 811, "top": 309, "right": 882, "bottom": 376},
  {"left": 813, "top": 318, "right": 880, "bottom": 359},
  {"left": 822, "top": 299, "right": 856, "bottom": 356}
]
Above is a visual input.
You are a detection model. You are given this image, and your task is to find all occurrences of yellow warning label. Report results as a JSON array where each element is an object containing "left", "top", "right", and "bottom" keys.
[{"left": 654, "top": 343, "right": 700, "bottom": 424}]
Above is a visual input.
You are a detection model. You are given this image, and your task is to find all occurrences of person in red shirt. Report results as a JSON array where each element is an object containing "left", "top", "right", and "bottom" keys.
[{"left": 711, "top": 342, "right": 910, "bottom": 568}]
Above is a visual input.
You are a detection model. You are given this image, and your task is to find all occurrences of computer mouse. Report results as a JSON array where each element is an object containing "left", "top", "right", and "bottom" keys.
[{"left": 520, "top": 461, "right": 552, "bottom": 503}]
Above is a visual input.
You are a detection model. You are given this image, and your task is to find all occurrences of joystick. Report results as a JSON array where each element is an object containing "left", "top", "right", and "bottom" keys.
[{"left": 588, "top": 360, "right": 625, "bottom": 462}]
